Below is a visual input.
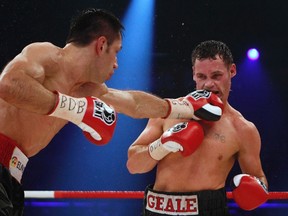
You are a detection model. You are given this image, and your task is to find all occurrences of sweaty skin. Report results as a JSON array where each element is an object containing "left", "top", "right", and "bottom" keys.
[
  {"left": 0, "top": 38, "right": 123, "bottom": 157},
  {"left": 0, "top": 39, "right": 171, "bottom": 157},
  {"left": 127, "top": 56, "right": 268, "bottom": 192}
]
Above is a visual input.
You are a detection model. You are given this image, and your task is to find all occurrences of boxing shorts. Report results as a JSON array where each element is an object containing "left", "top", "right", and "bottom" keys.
[
  {"left": 0, "top": 133, "right": 28, "bottom": 216},
  {"left": 0, "top": 164, "right": 24, "bottom": 216},
  {"left": 0, "top": 133, "right": 28, "bottom": 183},
  {"left": 143, "top": 184, "right": 230, "bottom": 216}
]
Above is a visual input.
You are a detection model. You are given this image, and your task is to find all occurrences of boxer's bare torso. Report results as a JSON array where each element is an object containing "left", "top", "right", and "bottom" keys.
[
  {"left": 127, "top": 54, "right": 267, "bottom": 192},
  {"left": 0, "top": 100, "right": 65, "bottom": 157},
  {"left": 153, "top": 105, "right": 243, "bottom": 192},
  {"left": 0, "top": 42, "right": 107, "bottom": 157},
  {"left": 128, "top": 103, "right": 267, "bottom": 192}
]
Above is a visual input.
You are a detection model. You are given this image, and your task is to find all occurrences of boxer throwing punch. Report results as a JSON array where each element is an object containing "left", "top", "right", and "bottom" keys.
[
  {"left": 127, "top": 40, "right": 268, "bottom": 216},
  {"left": 0, "top": 9, "right": 223, "bottom": 215}
]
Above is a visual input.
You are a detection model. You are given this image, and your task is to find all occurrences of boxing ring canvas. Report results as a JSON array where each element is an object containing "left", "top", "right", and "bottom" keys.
[{"left": 1, "top": 0, "right": 288, "bottom": 215}]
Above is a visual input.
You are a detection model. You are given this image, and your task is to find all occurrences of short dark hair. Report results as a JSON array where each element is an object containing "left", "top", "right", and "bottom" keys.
[
  {"left": 66, "top": 8, "right": 124, "bottom": 46},
  {"left": 191, "top": 40, "right": 234, "bottom": 68}
]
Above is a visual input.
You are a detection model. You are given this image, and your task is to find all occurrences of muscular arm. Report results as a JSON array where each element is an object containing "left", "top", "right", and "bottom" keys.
[
  {"left": 126, "top": 118, "right": 164, "bottom": 174},
  {"left": 237, "top": 121, "right": 268, "bottom": 188},
  {"left": 100, "top": 88, "right": 170, "bottom": 119},
  {"left": 0, "top": 43, "right": 56, "bottom": 114}
]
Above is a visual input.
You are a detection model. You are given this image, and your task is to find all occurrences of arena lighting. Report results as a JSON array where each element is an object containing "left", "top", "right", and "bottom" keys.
[
  {"left": 99, "top": 0, "right": 156, "bottom": 190},
  {"left": 247, "top": 48, "right": 260, "bottom": 61},
  {"left": 106, "top": 0, "right": 155, "bottom": 90}
]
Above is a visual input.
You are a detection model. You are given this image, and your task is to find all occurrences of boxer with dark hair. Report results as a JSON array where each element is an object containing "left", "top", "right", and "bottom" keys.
[
  {"left": 0, "top": 8, "right": 224, "bottom": 215},
  {"left": 127, "top": 40, "right": 268, "bottom": 216}
]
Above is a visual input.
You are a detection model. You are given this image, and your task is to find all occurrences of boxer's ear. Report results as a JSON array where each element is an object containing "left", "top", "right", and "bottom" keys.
[{"left": 95, "top": 36, "right": 107, "bottom": 55}]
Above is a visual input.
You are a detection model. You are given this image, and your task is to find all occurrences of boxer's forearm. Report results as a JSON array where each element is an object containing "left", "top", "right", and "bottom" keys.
[
  {"left": 126, "top": 145, "right": 158, "bottom": 174},
  {"left": 100, "top": 89, "right": 169, "bottom": 119}
]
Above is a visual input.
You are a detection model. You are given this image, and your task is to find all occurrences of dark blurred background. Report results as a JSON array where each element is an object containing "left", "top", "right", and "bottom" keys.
[{"left": 1, "top": 0, "right": 288, "bottom": 215}]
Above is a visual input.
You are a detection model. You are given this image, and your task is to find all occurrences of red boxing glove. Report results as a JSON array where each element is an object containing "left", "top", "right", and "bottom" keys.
[
  {"left": 231, "top": 174, "right": 268, "bottom": 210},
  {"left": 148, "top": 121, "right": 204, "bottom": 160},
  {"left": 185, "top": 90, "right": 224, "bottom": 121},
  {"left": 165, "top": 90, "right": 223, "bottom": 121},
  {"left": 48, "top": 92, "right": 117, "bottom": 145}
]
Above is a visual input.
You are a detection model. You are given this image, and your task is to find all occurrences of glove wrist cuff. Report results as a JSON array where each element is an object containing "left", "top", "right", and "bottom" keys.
[
  {"left": 164, "top": 99, "right": 194, "bottom": 119},
  {"left": 48, "top": 91, "right": 86, "bottom": 124},
  {"left": 148, "top": 139, "right": 170, "bottom": 160}
]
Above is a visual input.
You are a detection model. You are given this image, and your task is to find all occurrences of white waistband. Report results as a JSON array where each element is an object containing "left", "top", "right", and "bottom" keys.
[
  {"left": 9, "top": 147, "right": 28, "bottom": 183},
  {"left": 146, "top": 190, "right": 199, "bottom": 215}
]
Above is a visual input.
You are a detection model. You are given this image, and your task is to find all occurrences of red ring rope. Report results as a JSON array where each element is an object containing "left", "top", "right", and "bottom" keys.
[{"left": 24, "top": 191, "right": 288, "bottom": 200}]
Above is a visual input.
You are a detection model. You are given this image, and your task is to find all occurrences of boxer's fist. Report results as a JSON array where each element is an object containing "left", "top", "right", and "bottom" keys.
[
  {"left": 148, "top": 121, "right": 204, "bottom": 160},
  {"left": 231, "top": 174, "right": 268, "bottom": 210},
  {"left": 165, "top": 90, "right": 223, "bottom": 121},
  {"left": 48, "top": 91, "right": 117, "bottom": 145},
  {"left": 184, "top": 90, "right": 223, "bottom": 121}
]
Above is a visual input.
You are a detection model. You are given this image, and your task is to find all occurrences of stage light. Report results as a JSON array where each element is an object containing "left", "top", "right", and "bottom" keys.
[
  {"left": 247, "top": 48, "right": 259, "bottom": 61},
  {"left": 107, "top": 0, "right": 155, "bottom": 90}
]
